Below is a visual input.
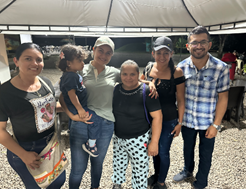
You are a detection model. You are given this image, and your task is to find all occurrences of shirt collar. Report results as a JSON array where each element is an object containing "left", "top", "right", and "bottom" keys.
[
  {"left": 88, "top": 61, "right": 99, "bottom": 80},
  {"left": 89, "top": 61, "right": 96, "bottom": 70}
]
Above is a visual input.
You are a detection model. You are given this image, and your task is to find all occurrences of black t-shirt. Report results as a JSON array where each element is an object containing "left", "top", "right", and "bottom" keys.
[
  {"left": 143, "top": 63, "right": 186, "bottom": 121},
  {"left": 113, "top": 83, "right": 161, "bottom": 139},
  {"left": 60, "top": 72, "right": 87, "bottom": 115},
  {"left": 0, "top": 76, "right": 55, "bottom": 142}
]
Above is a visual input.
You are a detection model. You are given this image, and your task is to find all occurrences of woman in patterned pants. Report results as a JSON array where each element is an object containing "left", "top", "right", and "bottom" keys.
[{"left": 112, "top": 60, "right": 163, "bottom": 189}]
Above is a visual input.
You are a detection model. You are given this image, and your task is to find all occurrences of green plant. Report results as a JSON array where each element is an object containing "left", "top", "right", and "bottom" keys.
[{"left": 175, "top": 37, "right": 187, "bottom": 61}]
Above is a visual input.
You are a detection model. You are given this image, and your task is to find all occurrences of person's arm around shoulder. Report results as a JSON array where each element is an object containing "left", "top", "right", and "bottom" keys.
[
  {"left": 205, "top": 91, "right": 228, "bottom": 138},
  {"left": 148, "top": 109, "right": 162, "bottom": 156},
  {"left": 172, "top": 67, "right": 185, "bottom": 137},
  {"left": 0, "top": 121, "right": 41, "bottom": 170},
  {"left": 59, "top": 94, "right": 92, "bottom": 123},
  {"left": 140, "top": 74, "right": 158, "bottom": 98}
]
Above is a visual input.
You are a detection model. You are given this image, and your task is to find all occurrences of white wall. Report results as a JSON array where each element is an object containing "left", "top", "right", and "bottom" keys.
[{"left": 0, "top": 34, "right": 10, "bottom": 84}]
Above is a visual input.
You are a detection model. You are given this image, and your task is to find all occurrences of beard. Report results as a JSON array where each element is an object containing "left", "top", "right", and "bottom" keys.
[{"left": 190, "top": 48, "right": 208, "bottom": 59}]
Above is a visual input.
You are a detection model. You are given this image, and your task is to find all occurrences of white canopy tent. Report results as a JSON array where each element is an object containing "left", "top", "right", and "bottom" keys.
[
  {"left": 0, "top": 0, "right": 246, "bottom": 83},
  {"left": 0, "top": 0, "right": 246, "bottom": 37}
]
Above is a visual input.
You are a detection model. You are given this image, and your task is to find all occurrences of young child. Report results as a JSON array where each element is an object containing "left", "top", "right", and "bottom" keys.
[{"left": 58, "top": 44, "right": 101, "bottom": 157}]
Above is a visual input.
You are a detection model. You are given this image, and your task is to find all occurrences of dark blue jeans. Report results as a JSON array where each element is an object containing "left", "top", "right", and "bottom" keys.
[
  {"left": 69, "top": 117, "right": 114, "bottom": 189},
  {"left": 182, "top": 126, "right": 215, "bottom": 189},
  {"left": 84, "top": 107, "right": 102, "bottom": 140},
  {"left": 153, "top": 119, "right": 177, "bottom": 183},
  {"left": 69, "top": 106, "right": 102, "bottom": 140},
  {"left": 7, "top": 133, "right": 66, "bottom": 189}
]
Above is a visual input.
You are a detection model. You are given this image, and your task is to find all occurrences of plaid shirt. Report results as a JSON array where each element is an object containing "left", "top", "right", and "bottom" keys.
[{"left": 177, "top": 54, "right": 230, "bottom": 130}]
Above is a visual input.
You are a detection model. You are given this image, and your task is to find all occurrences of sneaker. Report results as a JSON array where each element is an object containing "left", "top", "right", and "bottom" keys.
[
  {"left": 112, "top": 184, "right": 122, "bottom": 189},
  {"left": 173, "top": 170, "right": 192, "bottom": 182},
  {"left": 153, "top": 182, "right": 167, "bottom": 189},
  {"left": 148, "top": 175, "right": 158, "bottom": 187},
  {"left": 82, "top": 142, "right": 99, "bottom": 157}
]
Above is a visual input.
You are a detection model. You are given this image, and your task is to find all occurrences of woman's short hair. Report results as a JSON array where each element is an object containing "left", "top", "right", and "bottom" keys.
[{"left": 120, "top": 60, "right": 139, "bottom": 73}]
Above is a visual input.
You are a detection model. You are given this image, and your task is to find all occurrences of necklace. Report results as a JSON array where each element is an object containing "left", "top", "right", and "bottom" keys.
[
  {"left": 35, "top": 91, "right": 42, "bottom": 97},
  {"left": 119, "top": 85, "right": 141, "bottom": 96}
]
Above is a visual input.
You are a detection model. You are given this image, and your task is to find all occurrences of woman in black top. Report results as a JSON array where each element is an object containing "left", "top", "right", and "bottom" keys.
[
  {"left": 112, "top": 60, "right": 162, "bottom": 189},
  {"left": 140, "top": 36, "right": 185, "bottom": 189},
  {"left": 0, "top": 43, "right": 65, "bottom": 189}
]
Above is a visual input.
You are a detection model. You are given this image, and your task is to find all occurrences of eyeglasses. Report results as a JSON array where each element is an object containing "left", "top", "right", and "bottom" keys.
[{"left": 188, "top": 40, "right": 210, "bottom": 47}]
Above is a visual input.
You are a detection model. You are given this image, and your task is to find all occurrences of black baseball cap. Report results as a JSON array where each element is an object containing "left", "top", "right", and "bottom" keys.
[{"left": 153, "top": 36, "right": 173, "bottom": 51}]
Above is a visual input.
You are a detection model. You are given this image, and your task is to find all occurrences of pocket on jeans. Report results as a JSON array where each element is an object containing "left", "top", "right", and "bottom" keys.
[{"left": 171, "top": 120, "right": 178, "bottom": 128}]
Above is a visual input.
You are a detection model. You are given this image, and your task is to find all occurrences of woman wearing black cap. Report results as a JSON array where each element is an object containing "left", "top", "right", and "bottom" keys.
[{"left": 140, "top": 36, "right": 185, "bottom": 189}]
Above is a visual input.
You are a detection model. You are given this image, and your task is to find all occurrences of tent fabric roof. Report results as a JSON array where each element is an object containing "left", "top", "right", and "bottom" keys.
[{"left": 0, "top": 0, "right": 246, "bottom": 37}]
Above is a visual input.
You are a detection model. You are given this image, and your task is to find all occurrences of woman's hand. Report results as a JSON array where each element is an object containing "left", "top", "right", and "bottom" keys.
[
  {"left": 59, "top": 94, "right": 93, "bottom": 124},
  {"left": 139, "top": 76, "right": 158, "bottom": 99},
  {"left": 148, "top": 82, "right": 158, "bottom": 99},
  {"left": 171, "top": 124, "right": 182, "bottom": 137},
  {"left": 71, "top": 112, "right": 93, "bottom": 124},
  {"left": 147, "top": 141, "right": 158, "bottom": 156},
  {"left": 77, "top": 108, "right": 87, "bottom": 119},
  {"left": 21, "top": 151, "right": 42, "bottom": 170}
]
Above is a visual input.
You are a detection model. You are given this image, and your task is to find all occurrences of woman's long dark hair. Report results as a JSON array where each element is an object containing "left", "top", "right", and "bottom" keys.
[
  {"left": 15, "top": 43, "right": 43, "bottom": 60},
  {"left": 168, "top": 57, "right": 175, "bottom": 94}
]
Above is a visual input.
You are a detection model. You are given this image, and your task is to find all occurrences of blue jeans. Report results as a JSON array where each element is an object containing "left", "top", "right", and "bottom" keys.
[
  {"left": 182, "top": 126, "right": 215, "bottom": 189},
  {"left": 84, "top": 108, "right": 102, "bottom": 140},
  {"left": 7, "top": 133, "right": 66, "bottom": 189},
  {"left": 69, "top": 106, "right": 102, "bottom": 140},
  {"left": 69, "top": 117, "right": 114, "bottom": 189},
  {"left": 153, "top": 119, "right": 177, "bottom": 183}
]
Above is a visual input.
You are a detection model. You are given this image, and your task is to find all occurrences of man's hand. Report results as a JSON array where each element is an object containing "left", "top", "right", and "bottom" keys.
[{"left": 205, "top": 125, "right": 218, "bottom": 138}]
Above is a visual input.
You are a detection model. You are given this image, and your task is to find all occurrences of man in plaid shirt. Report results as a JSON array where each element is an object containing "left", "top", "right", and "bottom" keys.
[{"left": 173, "top": 26, "right": 230, "bottom": 189}]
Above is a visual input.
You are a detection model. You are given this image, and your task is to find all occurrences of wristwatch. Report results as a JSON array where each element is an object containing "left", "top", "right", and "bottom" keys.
[{"left": 212, "top": 123, "right": 221, "bottom": 131}]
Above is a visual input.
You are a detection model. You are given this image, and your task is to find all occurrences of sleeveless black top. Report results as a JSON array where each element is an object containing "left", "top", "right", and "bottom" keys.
[{"left": 143, "top": 63, "right": 185, "bottom": 121}]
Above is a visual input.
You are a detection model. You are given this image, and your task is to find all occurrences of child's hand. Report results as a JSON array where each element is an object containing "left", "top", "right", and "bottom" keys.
[{"left": 78, "top": 108, "right": 87, "bottom": 118}]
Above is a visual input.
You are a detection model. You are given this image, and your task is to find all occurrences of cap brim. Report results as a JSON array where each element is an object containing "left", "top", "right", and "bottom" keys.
[
  {"left": 95, "top": 43, "right": 114, "bottom": 52},
  {"left": 153, "top": 45, "right": 172, "bottom": 52}
]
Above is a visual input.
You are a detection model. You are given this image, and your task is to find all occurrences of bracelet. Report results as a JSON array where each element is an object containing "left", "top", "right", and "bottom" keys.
[{"left": 178, "top": 122, "right": 182, "bottom": 125}]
